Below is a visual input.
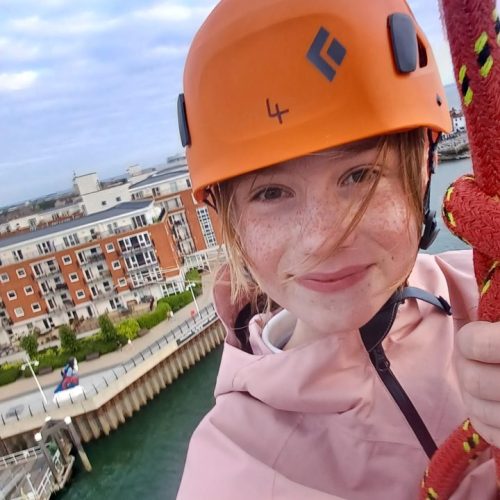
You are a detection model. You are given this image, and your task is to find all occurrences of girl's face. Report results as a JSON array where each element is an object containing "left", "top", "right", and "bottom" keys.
[{"left": 233, "top": 144, "right": 421, "bottom": 343}]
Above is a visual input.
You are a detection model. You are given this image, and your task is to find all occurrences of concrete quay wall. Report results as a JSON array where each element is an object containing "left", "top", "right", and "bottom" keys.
[{"left": 0, "top": 321, "right": 225, "bottom": 453}]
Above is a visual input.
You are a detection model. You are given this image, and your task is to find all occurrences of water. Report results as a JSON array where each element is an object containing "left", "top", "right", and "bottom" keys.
[
  {"left": 56, "top": 346, "right": 223, "bottom": 500},
  {"left": 56, "top": 159, "right": 473, "bottom": 500}
]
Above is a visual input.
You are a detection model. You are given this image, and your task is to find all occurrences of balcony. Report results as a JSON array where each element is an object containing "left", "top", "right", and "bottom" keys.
[
  {"left": 81, "top": 253, "right": 106, "bottom": 266},
  {"left": 85, "top": 270, "right": 112, "bottom": 283},
  {"left": 56, "top": 299, "right": 75, "bottom": 311},
  {"left": 39, "top": 267, "right": 61, "bottom": 278},
  {"left": 120, "top": 242, "right": 153, "bottom": 255}
]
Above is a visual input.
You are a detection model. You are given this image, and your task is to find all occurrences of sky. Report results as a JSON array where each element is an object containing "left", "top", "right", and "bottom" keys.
[{"left": 0, "top": 0, "right": 457, "bottom": 207}]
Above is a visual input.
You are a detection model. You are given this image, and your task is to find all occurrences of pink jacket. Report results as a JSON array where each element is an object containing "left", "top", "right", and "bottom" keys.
[{"left": 177, "top": 251, "right": 497, "bottom": 499}]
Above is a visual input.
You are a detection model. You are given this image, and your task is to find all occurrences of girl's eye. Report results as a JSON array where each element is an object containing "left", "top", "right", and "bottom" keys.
[
  {"left": 251, "top": 186, "right": 292, "bottom": 202},
  {"left": 341, "top": 167, "right": 380, "bottom": 186}
]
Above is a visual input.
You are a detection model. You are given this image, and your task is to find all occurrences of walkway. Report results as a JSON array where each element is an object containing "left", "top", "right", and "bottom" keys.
[{"left": 0, "top": 273, "right": 216, "bottom": 408}]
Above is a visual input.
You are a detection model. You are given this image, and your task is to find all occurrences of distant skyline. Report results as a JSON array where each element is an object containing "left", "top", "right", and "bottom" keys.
[{"left": 1, "top": 0, "right": 458, "bottom": 206}]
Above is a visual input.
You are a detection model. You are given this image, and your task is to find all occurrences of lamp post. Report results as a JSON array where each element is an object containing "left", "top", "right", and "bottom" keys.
[
  {"left": 21, "top": 356, "right": 48, "bottom": 405},
  {"left": 185, "top": 282, "right": 200, "bottom": 315}
]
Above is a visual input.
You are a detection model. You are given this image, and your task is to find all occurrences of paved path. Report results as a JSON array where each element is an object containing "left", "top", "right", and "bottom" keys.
[{"left": 0, "top": 273, "right": 216, "bottom": 414}]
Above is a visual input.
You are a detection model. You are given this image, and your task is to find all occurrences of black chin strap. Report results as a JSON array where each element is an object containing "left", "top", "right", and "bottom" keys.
[
  {"left": 419, "top": 130, "right": 442, "bottom": 250},
  {"left": 359, "top": 287, "right": 451, "bottom": 459}
]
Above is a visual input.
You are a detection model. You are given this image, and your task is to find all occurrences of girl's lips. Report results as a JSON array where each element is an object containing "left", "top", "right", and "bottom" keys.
[{"left": 296, "top": 265, "right": 372, "bottom": 293}]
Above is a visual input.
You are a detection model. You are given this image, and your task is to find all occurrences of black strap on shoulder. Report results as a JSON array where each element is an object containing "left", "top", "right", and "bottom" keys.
[{"left": 359, "top": 287, "right": 451, "bottom": 459}]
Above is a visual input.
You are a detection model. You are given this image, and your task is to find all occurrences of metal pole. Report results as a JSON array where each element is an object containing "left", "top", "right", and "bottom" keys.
[
  {"left": 188, "top": 285, "right": 200, "bottom": 314},
  {"left": 24, "top": 357, "right": 48, "bottom": 406}
]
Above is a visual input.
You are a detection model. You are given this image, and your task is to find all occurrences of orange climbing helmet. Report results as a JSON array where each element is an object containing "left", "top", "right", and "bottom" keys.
[{"left": 178, "top": 0, "right": 452, "bottom": 201}]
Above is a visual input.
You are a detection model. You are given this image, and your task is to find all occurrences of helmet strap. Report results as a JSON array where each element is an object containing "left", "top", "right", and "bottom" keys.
[{"left": 418, "top": 130, "right": 441, "bottom": 250}]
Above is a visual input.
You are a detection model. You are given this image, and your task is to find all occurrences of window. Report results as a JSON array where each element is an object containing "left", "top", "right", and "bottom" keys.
[
  {"left": 112, "top": 260, "right": 121, "bottom": 270},
  {"left": 116, "top": 197, "right": 122, "bottom": 202},
  {"left": 101, "top": 200, "right": 107, "bottom": 206},
  {"left": 32, "top": 263, "right": 42, "bottom": 277},
  {"left": 0, "top": 273, "right": 9, "bottom": 283},
  {"left": 12, "top": 249, "right": 24, "bottom": 262},
  {"left": 24, "top": 286, "right": 34, "bottom": 295},
  {"left": 36, "top": 241, "right": 53, "bottom": 255},
  {"left": 76, "top": 290, "right": 85, "bottom": 299},
  {"left": 31, "top": 303, "right": 41, "bottom": 312},
  {"left": 106, "top": 243, "right": 115, "bottom": 253},
  {"left": 132, "top": 214, "right": 147, "bottom": 229},
  {"left": 14, "top": 307, "right": 24, "bottom": 318},
  {"left": 197, "top": 207, "right": 217, "bottom": 248},
  {"left": 7, "top": 291, "right": 17, "bottom": 301},
  {"left": 118, "top": 278, "right": 127, "bottom": 287},
  {"left": 152, "top": 187, "right": 161, "bottom": 197},
  {"left": 16, "top": 268, "right": 26, "bottom": 278},
  {"left": 62, "top": 255, "right": 72, "bottom": 265},
  {"left": 69, "top": 273, "right": 79, "bottom": 283},
  {"left": 62, "top": 233, "right": 80, "bottom": 248}
]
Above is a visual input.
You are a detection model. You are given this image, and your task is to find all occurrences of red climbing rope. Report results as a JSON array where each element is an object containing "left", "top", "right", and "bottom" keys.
[{"left": 420, "top": 0, "right": 500, "bottom": 498}]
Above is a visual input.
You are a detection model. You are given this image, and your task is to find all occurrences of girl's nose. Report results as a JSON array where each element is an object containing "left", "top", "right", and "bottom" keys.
[{"left": 298, "top": 201, "right": 359, "bottom": 256}]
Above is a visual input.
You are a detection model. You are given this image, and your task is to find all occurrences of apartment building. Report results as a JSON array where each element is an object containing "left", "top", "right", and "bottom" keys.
[{"left": 0, "top": 195, "right": 221, "bottom": 346}]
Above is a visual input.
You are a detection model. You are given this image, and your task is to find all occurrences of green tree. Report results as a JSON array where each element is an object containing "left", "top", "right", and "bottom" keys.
[
  {"left": 116, "top": 319, "right": 140, "bottom": 340},
  {"left": 20, "top": 333, "right": 38, "bottom": 359},
  {"left": 98, "top": 314, "right": 118, "bottom": 343},
  {"left": 59, "top": 324, "right": 78, "bottom": 354}
]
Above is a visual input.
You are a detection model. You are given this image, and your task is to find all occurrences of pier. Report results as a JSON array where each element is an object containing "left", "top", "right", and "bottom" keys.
[
  {"left": 0, "top": 417, "right": 91, "bottom": 499},
  {"left": 0, "top": 303, "right": 224, "bottom": 453}
]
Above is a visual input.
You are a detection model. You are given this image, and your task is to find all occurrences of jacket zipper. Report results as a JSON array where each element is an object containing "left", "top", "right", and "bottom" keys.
[{"left": 370, "top": 344, "right": 437, "bottom": 459}]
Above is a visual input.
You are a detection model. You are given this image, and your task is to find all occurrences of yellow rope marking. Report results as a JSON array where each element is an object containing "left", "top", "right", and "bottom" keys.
[
  {"left": 480, "top": 56, "right": 494, "bottom": 78},
  {"left": 481, "top": 279, "right": 492, "bottom": 296},
  {"left": 464, "top": 88, "right": 473, "bottom": 106},
  {"left": 488, "top": 261, "right": 499, "bottom": 273},
  {"left": 472, "top": 433, "right": 480, "bottom": 445},
  {"left": 445, "top": 186, "right": 454, "bottom": 202},
  {"left": 446, "top": 211, "right": 456, "bottom": 227},
  {"left": 463, "top": 419, "right": 471, "bottom": 431},
  {"left": 459, "top": 65, "right": 467, "bottom": 83},
  {"left": 427, "top": 487, "right": 439, "bottom": 499},
  {"left": 475, "top": 32, "right": 489, "bottom": 54}
]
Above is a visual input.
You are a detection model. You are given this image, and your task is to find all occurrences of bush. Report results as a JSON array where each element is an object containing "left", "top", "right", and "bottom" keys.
[
  {"left": 98, "top": 314, "right": 118, "bottom": 343},
  {"left": 116, "top": 319, "right": 140, "bottom": 340},
  {"left": 59, "top": 324, "right": 78, "bottom": 354},
  {"left": 0, "top": 363, "right": 21, "bottom": 386},
  {"left": 185, "top": 269, "right": 202, "bottom": 296},
  {"left": 158, "top": 291, "right": 193, "bottom": 312},
  {"left": 20, "top": 333, "right": 38, "bottom": 360},
  {"left": 136, "top": 303, "right": 171, "bottom": 330}
]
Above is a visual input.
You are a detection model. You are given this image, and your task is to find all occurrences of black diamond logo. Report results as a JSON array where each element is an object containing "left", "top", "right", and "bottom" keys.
[{"left": 306, "top": 27, "right": 346, "bottom": 82}]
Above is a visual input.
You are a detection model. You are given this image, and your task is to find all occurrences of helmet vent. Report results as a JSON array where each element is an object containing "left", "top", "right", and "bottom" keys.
[
  {"left": 177, "top": 93, "right": 191, "bottom": 147},
  {"left": 388, "top": 13, "right": 418, "bottom": 74},
  {"left": 417, "top": 37, "right": 428, "bottom": 68}
]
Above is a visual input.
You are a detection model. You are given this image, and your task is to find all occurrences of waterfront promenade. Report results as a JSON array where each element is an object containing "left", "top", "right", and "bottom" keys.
[{"left": 0, "top": 272, "right": 216, "bottom": 420}]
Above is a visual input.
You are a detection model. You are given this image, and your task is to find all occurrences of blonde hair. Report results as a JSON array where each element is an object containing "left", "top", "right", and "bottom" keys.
[{"left": 213, "top": 129, "right": 427, "bottom": 307}]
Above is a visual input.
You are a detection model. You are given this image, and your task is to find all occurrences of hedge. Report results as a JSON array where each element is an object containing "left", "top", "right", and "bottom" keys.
[
  {"left": 158, "top": 291, "right": 194, "bottom": 312},
  {"left": 137, "top": 302, "right": 171, "bottom": 329},
  {"left": 0, "top": 364, "right": 21, "bottom": 386}
]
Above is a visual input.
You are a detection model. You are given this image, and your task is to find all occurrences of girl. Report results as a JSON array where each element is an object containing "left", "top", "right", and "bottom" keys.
[{"left": 177, "top": 0, "right": 500, "bottom": 498}]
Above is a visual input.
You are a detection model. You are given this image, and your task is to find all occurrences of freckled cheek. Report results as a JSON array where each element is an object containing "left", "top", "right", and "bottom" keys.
[
  {"left": 367, "top": 195, "right": 416, "bottom": 244},
  {"left": 239, "top": 216, "right": 291, "bottom": 275}
]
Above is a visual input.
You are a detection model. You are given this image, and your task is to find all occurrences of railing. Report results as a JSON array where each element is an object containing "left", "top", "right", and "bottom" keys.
[
  {"left": 0, "top": 303, "right": 218, "bottom": 423},
  {"left": 0, "top": 446, "right": 41, "bottom": 469},
  {"left": 81, "top": 253, "right": 105, "bottom": 265},
  {"left": 85, "top": 270, "right": 112, "bottom": 283},
  {"left": 120, "top": 242, "right": 153, "bottom": 255}
]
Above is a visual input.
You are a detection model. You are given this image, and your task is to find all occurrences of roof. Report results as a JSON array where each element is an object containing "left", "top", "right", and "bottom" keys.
[
  {"left": 129, "top": 167, "right": 189, "bottom": 190},
  {"left": 0, "top": 201, "right": 153, "bottom": 250}
]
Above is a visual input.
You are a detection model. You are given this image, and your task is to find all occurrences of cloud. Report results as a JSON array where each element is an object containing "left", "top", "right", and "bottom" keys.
[
  {"left": 0, "top": 71, "right": 38, "bottom": 91},
  {"left": 8, "top": 12, "right": 121, "bottom": 36},
  {"left": 0, "top": 37, "right": 40, "bottom": 62},
  {"left": 133, "top": 3, "right": 214, "bottom": 22}
]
